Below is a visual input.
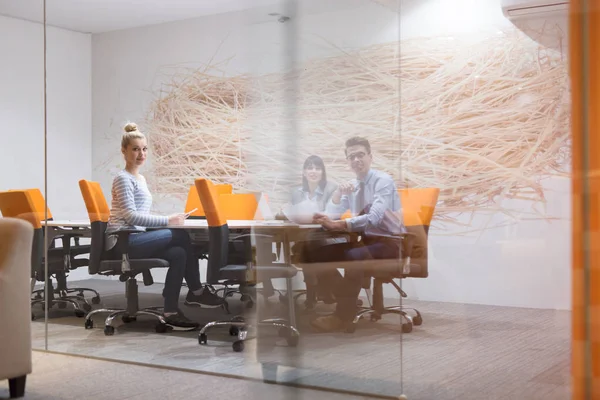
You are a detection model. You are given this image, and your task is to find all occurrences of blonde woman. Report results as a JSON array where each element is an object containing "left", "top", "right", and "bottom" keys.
[{"left": 105, "top": 123, "right": 225, "bottom": 331}]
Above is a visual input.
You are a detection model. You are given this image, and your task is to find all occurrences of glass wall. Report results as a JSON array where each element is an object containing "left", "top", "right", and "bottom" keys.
[
  {"left": 0, "top": 0, "right": 48, "bottom": 347},
  {"left": 19, "top": 0, "right": 589, "bottom": 399}
]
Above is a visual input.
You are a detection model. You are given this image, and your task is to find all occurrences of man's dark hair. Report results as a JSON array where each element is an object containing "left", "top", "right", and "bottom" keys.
[{"left": 345, "top": 136, "right": 371, "bottom": 155}]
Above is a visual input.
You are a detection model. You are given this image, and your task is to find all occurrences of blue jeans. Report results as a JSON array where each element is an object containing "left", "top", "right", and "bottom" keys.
[
  {"left": 308, "top": 238, "right": 400, "bottom": 322},
  {"left": 123, "top": 229, "right": 202, "bottom": 313}
]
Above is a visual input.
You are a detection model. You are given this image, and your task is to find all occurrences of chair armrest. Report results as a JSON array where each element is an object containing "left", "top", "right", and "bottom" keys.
[{"left": 114, "top": 229, "right": 145, "bottom": 273}]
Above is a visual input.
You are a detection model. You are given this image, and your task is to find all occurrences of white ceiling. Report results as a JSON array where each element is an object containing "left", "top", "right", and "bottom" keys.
[{"left": 0, "top": 0, "right": 293, "bottom": 33}]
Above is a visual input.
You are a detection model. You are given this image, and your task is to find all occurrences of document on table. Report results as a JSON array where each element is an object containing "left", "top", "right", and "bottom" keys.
[{"left": 282, "top": 200, "right": 321, "bottom": 224}]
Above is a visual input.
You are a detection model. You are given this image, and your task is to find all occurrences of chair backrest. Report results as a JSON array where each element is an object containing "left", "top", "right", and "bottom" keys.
[
  {"left": 397, "top": 188, "right": 440, "bottom": 278},
  {"left": 78, "top": 180, "right": 110, "bottom": 274},
  {"left": 10, "top": 188, "right": 53, "bottom": 221},
  {"left": 398, "top": 188, "right": 439, "bottom": 228},
  {"left": 194, "top": 178, "right": 232, "bottom": 284},
  {"left": 0, "top": 190, "right": 44, "bottom": 277},
  {"left": 219, "top": 193, "right": 260, "bottom": 220},
  {"left": 185, "top": 183, "right": 232, "bottom": 219},
  {"left": 78, "top": 180, "right": 110, "bottom": 223}
]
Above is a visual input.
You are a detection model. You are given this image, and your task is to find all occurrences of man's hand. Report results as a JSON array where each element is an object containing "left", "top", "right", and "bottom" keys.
[
  {"left": 331, "top": 182, "right": 354, "bottom": 204},
  {"left": 313, "top": 213, "right": 346, "bottom": 231}
]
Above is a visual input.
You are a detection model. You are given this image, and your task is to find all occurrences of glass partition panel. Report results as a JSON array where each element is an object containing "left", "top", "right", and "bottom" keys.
[
  {"left": 0, "top": 0, "right": 47, "bottom": 351},
  {"left": 35, "top": 0, "right": 581, "bottom": 399},
  {"left": 399, "top": 1, "right": 572, "bottom": 399}
]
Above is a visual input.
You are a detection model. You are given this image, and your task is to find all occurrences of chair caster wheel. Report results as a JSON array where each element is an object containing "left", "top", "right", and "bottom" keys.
[
  {"left": 122, "top": 315, "right": 137, "bottom": 323},
  {"left": 74, "top": 309, "right": 86, "bottom": 318},
  {"left": 82, "top": 303, "right": 92, "bottom": 312},
  {"left": 229, "top": 327, "right": 239, "bottom": 336},
  {"left": 84, "top": 319, "right": 94, "bottom": 329},
  {"left": 232, "top": 340, "right": 245, "bottom": 352},
  {"left": 104, "top": 325, "right": 115, "bottom": 336},
  {"left": 155, "top": 323, "right": 168, "bottom": 333},
  {"left": 286, "top": 334, "right": 299, "bottom": 347},
  {"left": 413, "top": 315, "right": 422, "bottom": 326},
  {"left": 91, "top": 296, "right": 101, "bottom": 305},
  {"left": 199, "top": 333, "right": 208, "bottom": 345},
  {"left": 402, "top": 323, "right": 413, "bottom": 333},
  {"left": 345, "top": 324, "right": 356, "bottom": 333}
]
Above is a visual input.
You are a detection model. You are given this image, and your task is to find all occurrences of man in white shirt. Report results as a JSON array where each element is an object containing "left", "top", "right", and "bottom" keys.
[{"left": 309, "top": 136, "right": 404, "bottom": 332}]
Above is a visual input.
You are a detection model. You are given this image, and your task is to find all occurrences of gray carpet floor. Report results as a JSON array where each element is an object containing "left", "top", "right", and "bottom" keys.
[
  {"left": 0, "top": 351, "right": 372, "bottom": 400},
  {"left": 31, "top": 278, "right": 571, "bottom": 400}
]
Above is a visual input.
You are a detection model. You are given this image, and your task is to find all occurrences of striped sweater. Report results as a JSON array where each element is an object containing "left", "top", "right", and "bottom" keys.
[{"left": 105, "top": 170, "right": 168, "bottom": 249}]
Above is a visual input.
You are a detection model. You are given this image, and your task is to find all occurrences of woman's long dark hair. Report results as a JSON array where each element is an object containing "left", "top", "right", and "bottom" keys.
[{"left": 302, "top": 155, "right": 327, "bottom": 192}]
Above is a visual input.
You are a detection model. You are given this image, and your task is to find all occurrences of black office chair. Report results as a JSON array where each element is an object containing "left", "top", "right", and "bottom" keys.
[
  {"left": 353, "top": 188, "right": 439, "bottom": 333},
  {"left": 0, "top": 190, "right": 95, "bottom": 319},
  {"left": 79, "top": 179, "right": 171, "bottom": 335},
  {"left": 195, "top": 178, "right": 300, "bottom": 352}
]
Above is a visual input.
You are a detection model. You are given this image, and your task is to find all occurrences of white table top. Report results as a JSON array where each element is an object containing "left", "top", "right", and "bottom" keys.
[{"left": 44, "top": 219, "right": 321, "bottom": 230}]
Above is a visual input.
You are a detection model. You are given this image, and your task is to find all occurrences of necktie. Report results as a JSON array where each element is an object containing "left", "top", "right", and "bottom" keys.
[{"left": 356, "top": 181, "right": 366, "bottom": 215}]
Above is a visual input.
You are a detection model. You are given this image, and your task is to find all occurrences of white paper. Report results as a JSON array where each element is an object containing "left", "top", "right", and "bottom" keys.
[{"left": 282, "top": 200, "right": 321, "bottom": 224}]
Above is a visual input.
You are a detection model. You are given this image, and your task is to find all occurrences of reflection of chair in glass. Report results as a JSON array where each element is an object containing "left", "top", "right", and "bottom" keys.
[
  {"left": 78, "top": 180, "right": 170, "bottom": 335},
  {"left": 354, "top": 187, "right": 439, "bottom": 333},
  {"left": 195, "top": 178, "right": 299, "bottom": 352},
  {"left": 0, "top": 189, "right": 93, "bottom": 318},
  {"left": 21, "top": 188, "right": 99, "bottom": 308},
  {"left": 0, "top": 217, "right": 33, "bottom": 399}
]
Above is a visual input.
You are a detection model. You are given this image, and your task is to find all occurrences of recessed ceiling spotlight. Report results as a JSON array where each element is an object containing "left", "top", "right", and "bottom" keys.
[{"left": 278, "top": 16, "right": 290, "bottom": 23}]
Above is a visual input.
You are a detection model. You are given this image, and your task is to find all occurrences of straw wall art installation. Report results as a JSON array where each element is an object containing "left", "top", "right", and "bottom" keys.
[{"left": 143, "top": 28, "right": 570, "bottom": 225}]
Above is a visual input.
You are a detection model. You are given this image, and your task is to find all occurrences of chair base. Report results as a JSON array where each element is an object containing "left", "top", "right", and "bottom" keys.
[
  {"left": 31, "top": 277, "right": 97, "bottom": 316},
  {"left": 198, "top": 315, "right": 300, "bottom": 352},
  {"left": 345, "top": 280, "right": 423, "bottom": 333},
  {"left": 84, "top": 307, "right": 167, "bottom": 335},
  {"left": 350, "top": 306, "right": 419, "bottom": 333},
  {"left": 83, "top": 278, "right": 166, "bottom": 335},
  {"left": 32, "top": 287, "right": 101, "bottom": 303},
  {"left": 31, "top": 297, "right": 88, "bottom": 319}
]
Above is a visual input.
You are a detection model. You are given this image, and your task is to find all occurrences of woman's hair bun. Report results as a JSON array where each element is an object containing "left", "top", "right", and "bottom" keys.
[{"left": 124, "top": 122, "right": 138, "bottom": 133}]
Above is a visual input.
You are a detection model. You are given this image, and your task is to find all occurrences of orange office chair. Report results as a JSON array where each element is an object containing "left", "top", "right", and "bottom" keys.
[
  {"left": 78, "top": 180, "right": 171, "bottom": 335},
  {"left": 0, "top": 190, "right": 92, "bottom": 318},
  {"left": 19, "top": 188, "right": 100, "bottom": 309},
  {"left": 219, "top": 193, "right": 260, "bottom": 220},
  {"left": 195, "top": 178, "right": 299, "bottom": 352},
  {"left": 355, "top": 187, "right": 440, "bottom": 333},
  {"left": 184, "top": 183, "right": 233, "bottom": 219}
]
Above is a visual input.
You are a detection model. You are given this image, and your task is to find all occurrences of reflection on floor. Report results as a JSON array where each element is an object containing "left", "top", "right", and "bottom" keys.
[{"left": 32, "top": 279, "right": 570, "bottom": 400}]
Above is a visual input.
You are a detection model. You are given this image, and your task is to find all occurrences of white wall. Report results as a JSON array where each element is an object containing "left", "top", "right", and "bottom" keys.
[
  {"left": 0, "top": 15, "right": 93, "bottom": 280},
  {"left": 90, "top": 0, "right": 571, "bottom": 309},
  {"left": 0, "top": 15, "right": 93, "bottom": 219}
]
